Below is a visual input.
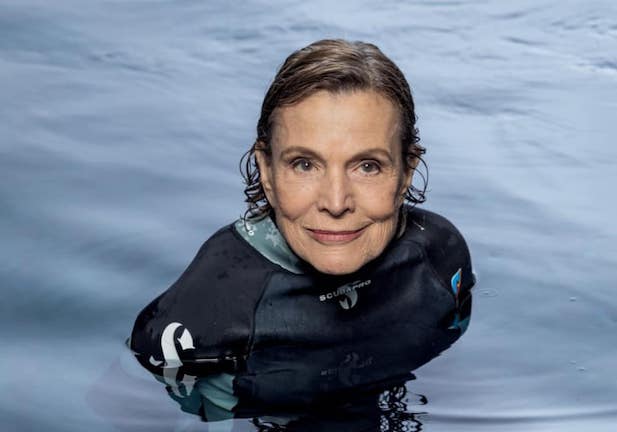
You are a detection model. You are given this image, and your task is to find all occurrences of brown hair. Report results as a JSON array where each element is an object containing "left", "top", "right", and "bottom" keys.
[{"left": 241, "top": 39, "right": 427, "bottom": 220}]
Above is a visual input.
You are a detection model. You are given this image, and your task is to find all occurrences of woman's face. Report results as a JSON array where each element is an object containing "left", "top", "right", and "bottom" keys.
[{"left": 257, "top": 90, "right": 413, "bottom": 275}]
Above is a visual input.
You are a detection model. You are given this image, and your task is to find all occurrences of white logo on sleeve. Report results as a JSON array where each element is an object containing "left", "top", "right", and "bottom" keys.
[{"left": 148, "top": 322, "right": 196, "bottom": 398}]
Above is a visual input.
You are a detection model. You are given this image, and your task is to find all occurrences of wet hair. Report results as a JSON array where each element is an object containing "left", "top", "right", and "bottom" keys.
[{"left": 240, "top": 39, "right": 427, "bottom": 220}]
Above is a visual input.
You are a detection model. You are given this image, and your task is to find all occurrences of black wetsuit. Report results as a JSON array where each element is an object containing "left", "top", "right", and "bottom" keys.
[{"left": 130, "top": 207, "right": 475, "bottom": 374}]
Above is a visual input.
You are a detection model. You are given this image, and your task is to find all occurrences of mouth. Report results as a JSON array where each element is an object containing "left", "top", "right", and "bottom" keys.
[{"left": 306, "top": 226, "right": 368, "bottom": 244}]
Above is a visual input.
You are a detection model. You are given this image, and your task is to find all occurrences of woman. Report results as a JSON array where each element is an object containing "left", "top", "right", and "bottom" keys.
[{"left": 130, "top": 39, "right": 474, "bottom": 374}]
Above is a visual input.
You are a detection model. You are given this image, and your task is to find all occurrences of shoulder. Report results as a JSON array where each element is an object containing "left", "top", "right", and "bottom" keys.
[
  {"left": 130, "top": 221, "right": 276, "bottom": 364},
  {"left": 403, "top": 207, "right": 476, "bottom": 296},
  {"left": 154, "top": 223, "right": 270, "bottom": 297},
  {"left": 179, "top": 222, "right": 272, "bottom": 281}
]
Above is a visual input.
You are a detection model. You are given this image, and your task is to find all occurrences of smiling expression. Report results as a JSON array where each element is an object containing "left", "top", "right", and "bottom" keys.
[{"left": 256, "top": 90, "right": 414, "bottom": 275}]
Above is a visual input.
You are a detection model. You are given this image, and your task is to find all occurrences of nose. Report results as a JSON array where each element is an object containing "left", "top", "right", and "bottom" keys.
[{"left": 317, "top": 168, "right": 354, "bottom": 217}]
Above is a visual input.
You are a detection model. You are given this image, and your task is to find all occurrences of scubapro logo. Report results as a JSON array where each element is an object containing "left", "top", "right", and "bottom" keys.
[
  {"left": 338, "top": 290, "right": 358, "bottom": 310},
  {"left": 319, "top": 280, "right": 371, "bottom": 310}
]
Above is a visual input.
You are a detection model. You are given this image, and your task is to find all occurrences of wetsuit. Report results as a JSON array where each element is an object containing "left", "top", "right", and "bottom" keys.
[{"left": 130, "top": 206, "right": 475, "bottom": 374}]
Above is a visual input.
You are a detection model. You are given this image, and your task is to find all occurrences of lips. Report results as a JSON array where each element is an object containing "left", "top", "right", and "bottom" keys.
[{"left": 306, "top": 226, "right": 367, "bottom": 244}]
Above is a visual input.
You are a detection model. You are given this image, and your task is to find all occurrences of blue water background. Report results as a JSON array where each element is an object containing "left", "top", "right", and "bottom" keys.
[{"left": 1, "top": 1, "right": 616, "bottom": 431}]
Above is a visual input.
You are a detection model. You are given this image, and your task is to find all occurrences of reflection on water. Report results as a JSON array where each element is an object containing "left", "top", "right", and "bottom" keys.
[
  {"left": 125, "top": 293, "right": 471, "bottom": 429},
  {"left": 247, "top": 386, "right": 426, "bottom": 432}
]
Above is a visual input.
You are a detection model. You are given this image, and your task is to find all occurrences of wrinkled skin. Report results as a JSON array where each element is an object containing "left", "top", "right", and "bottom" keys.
[{"left": 257, "top": 90, "right": 416, "bottom": 275}]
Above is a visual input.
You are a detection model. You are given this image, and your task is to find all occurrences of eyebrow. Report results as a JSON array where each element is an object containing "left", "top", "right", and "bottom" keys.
[
  {"left": 279, "top": 146, "right": 324, "bottom": 161},
  {"left": 278, "top": 146, "right": 394, "bottom": 163},
  {"left": 352, "top": 148, "right": 394, "bottom": 163}
]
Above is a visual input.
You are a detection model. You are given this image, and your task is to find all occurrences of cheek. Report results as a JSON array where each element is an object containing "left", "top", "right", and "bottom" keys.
[
  {"left": 355, "top": 176, "right": 404, "bottom": 215},
  {"left": 271, "top": 171, "right": 316, "bottom": 220}
]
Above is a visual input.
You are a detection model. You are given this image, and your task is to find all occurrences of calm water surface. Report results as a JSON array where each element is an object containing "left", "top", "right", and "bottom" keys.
[{"left": 1, "top": 1, "right": 616, "bottom": 431}]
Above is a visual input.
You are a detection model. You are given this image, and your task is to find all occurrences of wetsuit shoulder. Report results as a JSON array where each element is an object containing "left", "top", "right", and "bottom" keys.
[
  {"left": 404, "top": 207, "right": 475, "bottom": 296},
  {"left": 130, "top": 223, "right": 275, "bottom": 366}
]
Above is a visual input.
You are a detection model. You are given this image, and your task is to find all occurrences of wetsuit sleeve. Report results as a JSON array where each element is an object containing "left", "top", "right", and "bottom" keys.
[
  {"left": 411, "top": 209, "right": 476, "bottom": 299},
  {"left": 129, "top": 224, "right": 273, "bottom": 370},
  {"left": 129, "top": 238, "right": 211, "bottom": 367}
]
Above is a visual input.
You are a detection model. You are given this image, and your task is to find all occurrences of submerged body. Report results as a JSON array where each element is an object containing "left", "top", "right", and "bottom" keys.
[{"left": 130, "top": 41, "right": 476, "bottom": 409}]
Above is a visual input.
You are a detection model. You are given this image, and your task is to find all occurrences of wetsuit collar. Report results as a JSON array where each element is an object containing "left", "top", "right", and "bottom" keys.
[{"left": 234, "top": 216, "right": 305, "bottom": 274}]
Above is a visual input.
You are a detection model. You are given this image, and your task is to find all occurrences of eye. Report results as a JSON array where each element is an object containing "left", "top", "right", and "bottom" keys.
[
  {"left": 358, "top": 161, "right": 381, "bottom": 175},
  {"left": 291, "top": 158, "right": 314, "bottom": 172}
]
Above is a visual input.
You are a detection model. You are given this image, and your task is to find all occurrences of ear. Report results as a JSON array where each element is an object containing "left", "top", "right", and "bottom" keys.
[{"left": 254, "top": 141, "right": 277, "bottom": 207}]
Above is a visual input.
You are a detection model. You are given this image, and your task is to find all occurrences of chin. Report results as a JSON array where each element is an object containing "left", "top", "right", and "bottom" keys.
[{"left": 310, "top": 257, "right": 364, "bottom": 276}]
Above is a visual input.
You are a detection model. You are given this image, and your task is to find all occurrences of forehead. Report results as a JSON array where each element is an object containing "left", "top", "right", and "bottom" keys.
[{"left": 271, "top": 90, "right": 402, "bottom": 153}]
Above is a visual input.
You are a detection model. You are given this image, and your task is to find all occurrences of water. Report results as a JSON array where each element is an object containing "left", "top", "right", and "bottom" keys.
[{"left": 1, "top": 0, "right": 616, "bottom": 430}]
